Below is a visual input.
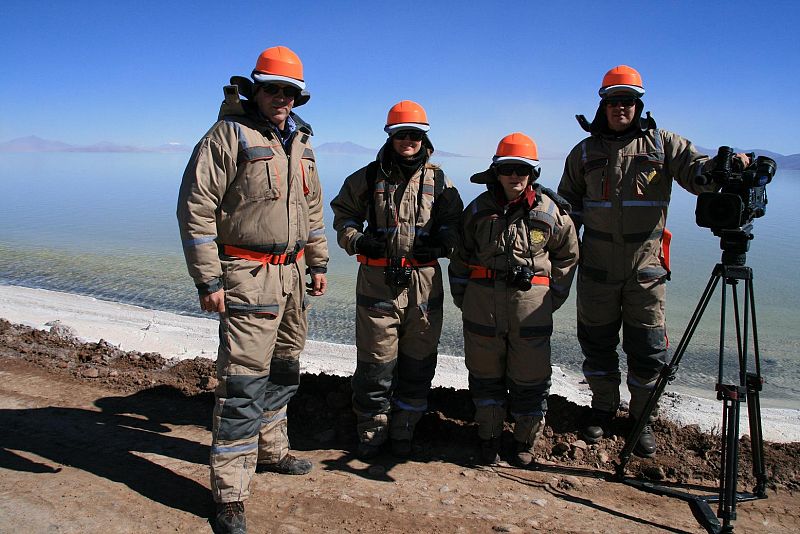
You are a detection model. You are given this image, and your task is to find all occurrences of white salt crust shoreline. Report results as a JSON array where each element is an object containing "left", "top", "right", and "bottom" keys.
[{"left": 1, "top": 284, "right": 797, "bottom": 443}]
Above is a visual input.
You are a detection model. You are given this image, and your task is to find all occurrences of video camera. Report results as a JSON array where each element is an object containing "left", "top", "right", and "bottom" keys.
[{"left": 695, "top": 146, "right": 776, "bottom": 231}]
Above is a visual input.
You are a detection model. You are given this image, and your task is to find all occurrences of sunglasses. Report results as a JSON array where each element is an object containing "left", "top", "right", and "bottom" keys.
[
  {"left": 392, "top": 130, "right": 425, "bottom": 142},
  {"left": 259, "top": 83, "right": 301, "bottom": 99},
  {"left": 605, "top": 97, "right": 637, "bottom": 108},
  {"left": 496, "top": 164, "right": 532, "bottom": 177}
]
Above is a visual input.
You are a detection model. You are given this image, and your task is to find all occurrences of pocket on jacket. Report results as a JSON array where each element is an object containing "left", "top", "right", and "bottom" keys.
[
  {"left": 236, "top": 148, "right": 281, "bottom": 202},
  {"left": 633, "top": 154, "right": 664, "bottom": 199},
  {"left": 583, "top": 157, "right": 609, "bottom": 200}
]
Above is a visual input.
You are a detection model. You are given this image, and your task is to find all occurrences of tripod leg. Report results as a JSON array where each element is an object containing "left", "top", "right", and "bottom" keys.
[
  {"left": 746, "top": 373, "right": 767, "bottom": 497},
  {"left": 717, "top": 386, "right": 743, "bottom": 529},
  {"left": 745, "top": 278, "right": 768, "bottom": 497}
]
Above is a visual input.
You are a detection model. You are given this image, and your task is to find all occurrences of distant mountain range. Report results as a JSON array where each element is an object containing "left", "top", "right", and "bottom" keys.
[
  {"left": 316, "top": 141, "right": 466, "bottom": 158},
  {"left": 315, "top": 141, "right": 375, "bottom": 155},
  {"left": 0, "top": 136, "right": 190, "bottom": 154},
  {"left": 2, "top": 136, "right": 797, "bottom": 169},
  {"left": 695, "top": 146, "right": 799, "bottom": 171},
  {"left": 0, "top": 136, "right": 467, "bottom": 158}
]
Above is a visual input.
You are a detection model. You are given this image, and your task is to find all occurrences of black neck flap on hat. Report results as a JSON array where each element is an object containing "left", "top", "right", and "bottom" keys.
[{"left": 576, "top": 98, "right": 656, "bottom": 140}]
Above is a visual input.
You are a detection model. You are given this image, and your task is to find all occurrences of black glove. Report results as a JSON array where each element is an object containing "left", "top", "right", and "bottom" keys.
[
  {"left": 413, "top": 235, "right": 446, "bottom": 263},
  {"left": 355, "top": 233, "right": 386, "bottom": 259}
]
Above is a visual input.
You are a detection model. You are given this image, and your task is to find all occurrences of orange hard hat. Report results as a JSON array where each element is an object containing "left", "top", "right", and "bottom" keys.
[
  {"left": 252, "top": 46, "right": 305, "bottom": 90},
  {"left": 598, "top": 65, "right": 644, "bottom": 97},
  {"left": 384, "top": 100, "right": 430, "bottom": 134},
  {"left": 493, "top": 132, "right": 540, "bottom": 167}
]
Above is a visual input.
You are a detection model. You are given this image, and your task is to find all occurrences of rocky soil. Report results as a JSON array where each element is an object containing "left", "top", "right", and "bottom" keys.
[{"left": 1, "top": 318, "right": 798, "bottom": 533}]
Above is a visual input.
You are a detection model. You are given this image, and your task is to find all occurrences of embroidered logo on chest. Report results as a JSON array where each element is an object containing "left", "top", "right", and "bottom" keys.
[{"left": 530, "top": 228, "right": 546, "bottom": 245}]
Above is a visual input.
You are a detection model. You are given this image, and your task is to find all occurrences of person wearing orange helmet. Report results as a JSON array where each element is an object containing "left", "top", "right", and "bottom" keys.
[
  {"left": 330, "top": 100, "right": 463, "bottom": 459},
  {"left": 177, "top": 45, "right": 328, "bottom": 534},
  {"left": 558, "top": 65, "right": 749, "bottom": 458},
  {"left": 449, "top": 133, "right": 579, "bottom": 465}
]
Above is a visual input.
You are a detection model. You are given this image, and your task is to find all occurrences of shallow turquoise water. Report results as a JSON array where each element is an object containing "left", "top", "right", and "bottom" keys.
[{"left": 1, "top": 152, "right": 798, "bottom": 406}]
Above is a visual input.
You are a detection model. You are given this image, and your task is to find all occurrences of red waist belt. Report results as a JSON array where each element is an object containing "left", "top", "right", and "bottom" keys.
[
  {"left": 356, "top": 255, "right": 438, "bottom": 267},
  {"left": 468, "top": 266, "right": 550, "bottom": 286},
  {"left": 223, "top": 245, "right": 304, "bottom": 265}
]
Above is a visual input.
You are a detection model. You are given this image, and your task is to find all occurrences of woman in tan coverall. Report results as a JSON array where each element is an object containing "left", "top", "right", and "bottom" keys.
[
  {"left": 450, "top": 133, "right": 579, "bottom": 466},
  {"left": 331, "top": 101, "right": 462, "bottom": 459}
]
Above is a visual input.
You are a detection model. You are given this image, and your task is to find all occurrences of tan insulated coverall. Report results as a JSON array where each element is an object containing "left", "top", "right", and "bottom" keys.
[
  {"left": 558, "top": 123, "right": 716, "bottom": 419},
  {"left": 177, "top": 102, "right": 328, "bottom": 503},
  {"left": 330, "top": 148, "right": 462, "bottom": 444},
  {"left": 450, "top": 178, "right": 578, "bottom": 443}
]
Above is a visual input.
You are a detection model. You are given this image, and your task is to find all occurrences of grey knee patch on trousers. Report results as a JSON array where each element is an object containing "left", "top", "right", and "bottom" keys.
[
  {"left": 217, "top": 374, "right": 269, "bottom": 441},
  {"left": 270, "top": 355, "right": 300, "bottom": 386},
  {"left": 622, "top": 323, "right": 667, "bottom": 377},
  {"left": 352, "top": 359, "right": 396, "bottom": 415},
  {"left": 508, "top": 378, "right": 551, "bottom": 415},
  {"left": 578, "top": 319, "right": 622, "bottom": 364},
  {"left": 395, "top": 352, "right": 437, "bottom": 400},
  {"left": 468, "top": 374, "right": 507, "bottom": 400},
  {"left": 261, "top": 381, "right": 298, "bottom": 412}
]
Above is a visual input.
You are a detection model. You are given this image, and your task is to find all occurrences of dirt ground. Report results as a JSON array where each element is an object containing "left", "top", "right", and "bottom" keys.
[{"left": 1, "top": 318, "right": 798, "bottom": 533}]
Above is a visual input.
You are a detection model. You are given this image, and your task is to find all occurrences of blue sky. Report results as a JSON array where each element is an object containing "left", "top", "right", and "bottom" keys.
[{"left": 2, "top": 1, "right": 798, "bottom": 157}]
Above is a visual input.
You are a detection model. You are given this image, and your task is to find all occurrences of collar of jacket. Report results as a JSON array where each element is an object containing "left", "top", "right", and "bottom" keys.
[
  {"left": 220, "top": 99, "right": 314, "bottom": 137},
  {"left": 575, "top": 100, "right": 657, "bottom": 141},
  {"left": 493, "top": 183, "right": 537, "bottom": 211},
  {"left": 376, "top": 140, "right": 431, "bottom": 180}
]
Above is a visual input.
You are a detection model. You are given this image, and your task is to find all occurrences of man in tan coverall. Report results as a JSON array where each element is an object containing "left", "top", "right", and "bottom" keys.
[
  {"left": 558, "top": 65, "right": 748, "bottom": 457},
  {"left": 450, "top": 133, "right": 578, "bottom": 465},
  {"left": 330, "top": 101, "right": 462, "bottom": 459},
  {"left": 177, "top": 46, "right": 328, "bottom": 534}
]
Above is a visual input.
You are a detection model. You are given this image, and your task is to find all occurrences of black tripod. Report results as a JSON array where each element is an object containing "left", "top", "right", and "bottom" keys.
[{"left": 615, "top": 233, "right": 768, "bottom": 534}]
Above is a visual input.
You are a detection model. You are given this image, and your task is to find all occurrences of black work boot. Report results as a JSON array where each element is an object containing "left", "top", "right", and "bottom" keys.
[
  {"left": 633, "top": 423, "right": 657, "bottom": 458},
  {"left": 215, "top": 501, "right": 246, "bottom": 534},
  {"left": 581, "top": 410, "right": 614, "bottom": 444},
  {"left": 256, "top": 453, "right": 312, "bottom": 475},
  {"left": 356, "top": 441, "right": 382, "bottom": 460},
  {"left": 513, "top": 440, "right": 535, "bottom": 467},
  {"left": 480, "top": 438, "right": 501, "bottom": 465},
  {"left": 391, "top": 439, "right": 412, "bottom": 458}
]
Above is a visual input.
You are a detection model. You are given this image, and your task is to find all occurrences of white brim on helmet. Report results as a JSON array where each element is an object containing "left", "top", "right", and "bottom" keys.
[
  {"left": 599, "top": 84, "right": 645, "bottom": 98},
  {"left": 492, "top": 155, "right": 540, "bottom": 168},
  {"left": 384, "top": 122, "right": 431, "bottom": 135},
  {"left": 251, "top": 72, "right": 306, "bottom": 90}
]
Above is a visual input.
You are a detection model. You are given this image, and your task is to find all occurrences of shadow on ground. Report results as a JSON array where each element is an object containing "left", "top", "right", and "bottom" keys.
[{"left": 0, "top": 386, "right": 211, "bottom": 517}]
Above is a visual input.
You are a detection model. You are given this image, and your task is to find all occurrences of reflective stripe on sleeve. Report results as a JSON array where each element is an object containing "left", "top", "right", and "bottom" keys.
[{"left": 183, "top": 235, "right": 217, "bottom": 246}]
